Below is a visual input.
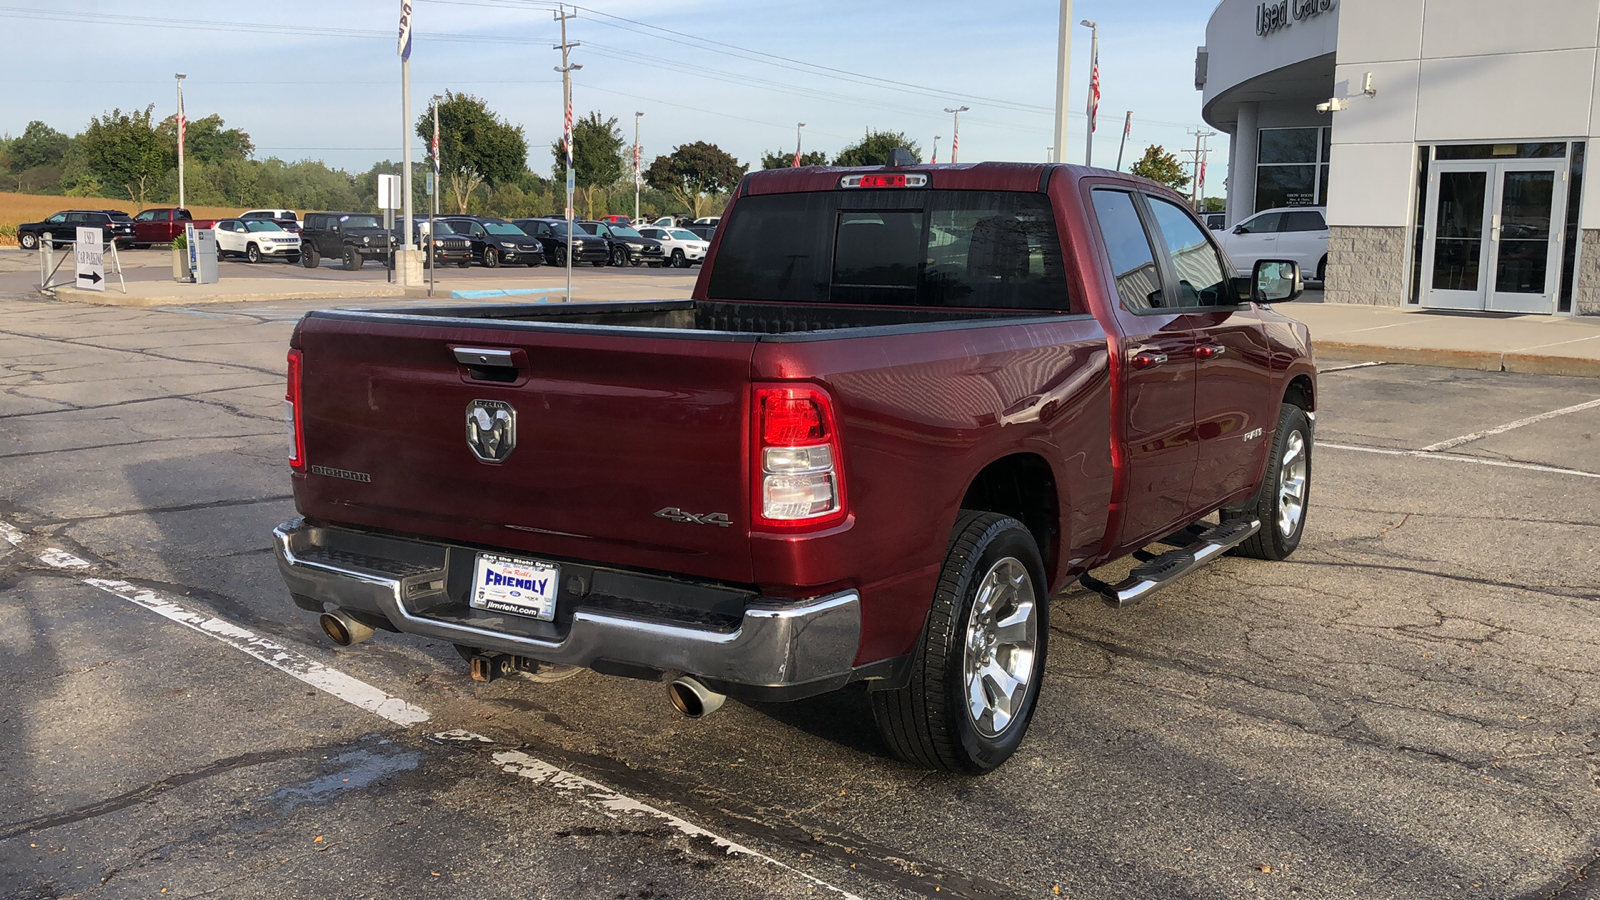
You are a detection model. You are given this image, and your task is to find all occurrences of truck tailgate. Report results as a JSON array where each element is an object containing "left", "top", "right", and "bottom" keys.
[{"left": 294, "top": 315, "right": 756, "bottom": 584}]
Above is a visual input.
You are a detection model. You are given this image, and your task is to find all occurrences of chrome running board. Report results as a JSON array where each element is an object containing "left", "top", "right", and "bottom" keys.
[{"left": 1079, "top": 518, "right": 1261, "bottom": 608}]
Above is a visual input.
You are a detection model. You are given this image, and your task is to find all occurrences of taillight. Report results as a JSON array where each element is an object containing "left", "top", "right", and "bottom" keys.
[
  {"left": 752, "top": 385, "right": 847, "bottom": 530},
  {"left": 285, "top": 349, "right": 305, "bottom": 471}
]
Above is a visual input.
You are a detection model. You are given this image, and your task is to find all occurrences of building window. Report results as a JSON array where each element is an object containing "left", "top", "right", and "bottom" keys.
[{"left": 1256, "top": 126, "right": 1330, "bottom": 209}]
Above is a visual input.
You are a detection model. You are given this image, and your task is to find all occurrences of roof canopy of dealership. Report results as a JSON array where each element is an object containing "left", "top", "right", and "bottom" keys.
[{"left": 1199, "top": 0, "right": 1600, "bottom": 316}]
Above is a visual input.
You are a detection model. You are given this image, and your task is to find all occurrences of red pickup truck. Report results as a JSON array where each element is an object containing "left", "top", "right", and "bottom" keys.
[
  {"left": 274, "top": 159, "right": 1316, "bottom": 773},
  {"left": 130, "top": 207, "right": 217, "bottom": 248}
]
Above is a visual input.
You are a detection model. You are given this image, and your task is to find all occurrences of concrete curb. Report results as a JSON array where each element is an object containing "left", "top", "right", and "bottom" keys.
[
  {"left": 1317, "top": 341, "right": 1600, "bottom": 378},
  {"left": 50, "top": 285, "right": 407, "bottom": 307}
]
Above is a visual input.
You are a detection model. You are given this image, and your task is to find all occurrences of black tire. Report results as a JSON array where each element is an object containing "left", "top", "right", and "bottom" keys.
[
  {"left": 646, "top": 261, "right": 662, "bottom": 268},
  {"left": 135, "top": 242, "right": 150, "bottom": 251},
  {"left": 591, "top": 259, "right": 605, "bottom": 267},
  {"left": 869, "top": 511, "right": 1049, "bottom": 774},
  {"left": 1316, "top": 255, "right": 1327, "bottom": 283},
  {"left": 670, "top": 249, "right": 685, "bottom": 268},
  {"left": 609, "top": 247, "right": 627, "bottom": 267},
  {"left": 342, "top": 247, "right": 360, "bottom": 271},
  {"left": 1224, "top": 403, "right": 1311, "bottom": 561},
  {"left": 553, "top": 244, "right": 567, "bottom": 267},
  {"left": 301, "top": 246, "right": 320, "bottom": 268},
  {"left": 456, "top": 260, "right": 470, "bottom": 268},
  {"left": 483, "top": 246, "right": 500, "bottom": 268},
  {"left": 246, "top": 243, "right": 261, "bottom": 264},
  {"left": 452, "top": 644, "right": 584, "bottom": 683},
  {"left": 525, "top": 257, "right": 541, "bottom": 267}
]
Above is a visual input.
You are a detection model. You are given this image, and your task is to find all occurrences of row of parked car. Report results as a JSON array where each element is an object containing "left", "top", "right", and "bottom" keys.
[{"left": 15, "top": 208, "right": 716, "bottom": 273}]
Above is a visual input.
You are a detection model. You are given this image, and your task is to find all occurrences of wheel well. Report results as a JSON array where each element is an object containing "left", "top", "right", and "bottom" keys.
[
  {"left": 1284, "top": 374, "right": 1314, "bottom": 412},
  {"left": 959, "top": 453, "right": 1059, "bottom": 578}
]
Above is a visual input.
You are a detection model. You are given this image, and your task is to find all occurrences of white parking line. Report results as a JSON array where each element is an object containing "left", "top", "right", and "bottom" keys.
[
  {"left": 1420, "top": 397, "right": 1600, "bottom": 452},
  {"left": 1321, "top": 442, "right": 1600, "bottom": 479},
  {"left": 0, "top": 519, "right": 862, "bottom": 897},
  {"left": 1318, "top": 361, "right": 1386, "bottom": 374}
]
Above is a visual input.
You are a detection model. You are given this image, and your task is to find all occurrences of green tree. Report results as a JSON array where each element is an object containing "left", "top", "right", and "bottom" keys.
[
  {"left": 760, "top": 149, "right": 828, "bottom": 169},
  {"left": 833, "top": 130, "right": 920, "bottom": 167},
  {"left": 418, "top": 92, "right": 529, "bottom": 213},
  {"left": 80, "top": 106, "right": 171, "bottom": 204},
  {"left": 8, "top": 121, "right": 71, "bottom": 172},
  {"left": 156, "top": 113, "right": 254, "bottom": 166},
  {"left": 644, "top": 142, "right": 745, "bottom": 216},
  {"left": 1128, "top": 145, "right": 1191, "bottom": 192},
  {"left": 548, "top": 111, "right": 625, "bottom": 218},
  {"left": 1201, "top": 196, "right": 1226, "bottom": 213}
]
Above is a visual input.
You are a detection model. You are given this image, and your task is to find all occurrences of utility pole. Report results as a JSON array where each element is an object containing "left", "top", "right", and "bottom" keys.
[
  {"left": 1115, "top": 111, "right": 1132, "bottom": 171},
  {"left": 1052, "top": 0, "right": 1073, "bottom": 163},
  {"left": 793, "top": 122, "right": 805, "bottom": 167},
  {"left": 1080, "top": 19, "right": 1097, "bottom": 168},
  {"left": 554, "top": 5, "right": 580, "bottom": 302},
  {"left": 399, "top": 0, "right": 414, "bottom": 261},
  {"left": 1185, "top": 128, "right": 1216, "bottom": 209},
  {"left": 634, "top": 111, "right": 643, "bottom": 222},
  {"left": 429, "top": 94, "right": 439, "bottom": 296},
  {"left": 174, "top": 74, "right": 186, "bottom": 209},
  {"left": 944, "top": 106, "right": 969, "bottom": 163}
]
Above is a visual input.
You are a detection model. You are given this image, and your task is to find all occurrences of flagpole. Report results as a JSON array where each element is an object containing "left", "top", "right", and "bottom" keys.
[
  {"left": 399, "top": 0, "right": 414, "bottom": 264},
  {"left": 1081, "top": 19, "right": 1097, "bottom": 168},
  {"left": 175, "top": 74, "right": 186, "bottom": 209},
  {"left": 429, "top": 96, "right": 438, "bottom": 297},
  {"left": 554, "top": 5, "right": 580, "bottom": 302},
  {"left": 793, "top": 122, "right": 805, "bottom": 168},
  {"left": 1116, "top": 111, "right": 1132, "bottom": 171},
  {"left": 932, "top": 135, "right": 940, "bottom": 165}
]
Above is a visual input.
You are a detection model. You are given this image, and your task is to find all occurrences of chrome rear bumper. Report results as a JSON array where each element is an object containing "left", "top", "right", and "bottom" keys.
[{"left": 273, "top": 519, "right": 861, "bottom": 692}]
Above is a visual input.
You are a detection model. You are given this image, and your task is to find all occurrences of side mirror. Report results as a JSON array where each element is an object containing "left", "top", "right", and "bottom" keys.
[
  {"left": 1232, "top": 225, "right": 1247, "bottom": 235},
  {"left": 1252, "top": 259, "right": 1303, "bottom": 304}
]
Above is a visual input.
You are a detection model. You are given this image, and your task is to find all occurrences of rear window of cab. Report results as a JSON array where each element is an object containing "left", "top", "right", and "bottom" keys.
[{"left": 706, "top": 190, "right": 1071, "bottom": 311}]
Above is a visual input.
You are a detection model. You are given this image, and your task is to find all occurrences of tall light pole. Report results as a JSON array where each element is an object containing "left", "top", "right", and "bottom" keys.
[
  {"left": 633, "top": 111, "right": 643, "bottom": 222},
  {"left": 1080, "top": 19, "right": 1097, "bottom": 168},
  {"left": 174, "top": 73, "right": 186, "bottom": 209},
  {"left": 932, "top": 135, "right": 941, "bottom": 164},
  {"left": 793, "top": 122, "right": 805, "bottom": 167},
  {"left": 1052, "top": 0, "right": 1073, "bottom": 163},
  {"left": 944, "top": 106, "right": 968, "bottom": 163}
]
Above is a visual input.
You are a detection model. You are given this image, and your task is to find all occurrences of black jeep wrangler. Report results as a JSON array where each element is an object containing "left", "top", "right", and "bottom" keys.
[{"left": 299, "top": 212, "right": 393, "bottom": 270}]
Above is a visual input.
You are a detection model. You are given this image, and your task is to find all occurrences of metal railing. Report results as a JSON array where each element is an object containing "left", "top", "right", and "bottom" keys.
[{"left": 36, "top": 232, "right": 128, "bottom": 295}]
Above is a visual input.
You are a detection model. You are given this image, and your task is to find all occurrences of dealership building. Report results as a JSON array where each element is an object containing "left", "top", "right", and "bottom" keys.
[{"left": 1198, "top": 0, "right": 1600, "bottom": 316}]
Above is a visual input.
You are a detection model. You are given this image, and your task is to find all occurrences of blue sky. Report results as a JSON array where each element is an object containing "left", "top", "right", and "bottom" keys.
[{"left": 2, "top": 0, "right": 1226, "bottom": 188}]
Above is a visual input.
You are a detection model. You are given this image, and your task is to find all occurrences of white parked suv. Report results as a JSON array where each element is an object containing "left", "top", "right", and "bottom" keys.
[
  {"left": 1217, "top": 206, "right": 1329, "bottom": 282},
  {"left": 213, "top": 219, "right": 301, "bottom": 263},
  {"left": 636, "top": 226, "right": 709, "bottom": 268}
]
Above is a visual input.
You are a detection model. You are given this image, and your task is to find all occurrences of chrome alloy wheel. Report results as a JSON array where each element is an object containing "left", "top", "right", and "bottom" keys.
[
  {"left": 1277, "top": 430, "right": 1308, "bottom": 537},
  {"left": 961, "top": 557, "right": 1039, "bottom": 738}
]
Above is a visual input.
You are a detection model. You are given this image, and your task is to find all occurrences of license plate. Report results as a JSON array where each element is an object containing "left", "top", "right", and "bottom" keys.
[{"left": 470, "top": 553, "right": 561, "bottom": 621}]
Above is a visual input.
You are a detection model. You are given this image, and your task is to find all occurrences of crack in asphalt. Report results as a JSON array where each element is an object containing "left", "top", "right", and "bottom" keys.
[{"left": 0, "top": 381, "right": 281, "bottom": 421}]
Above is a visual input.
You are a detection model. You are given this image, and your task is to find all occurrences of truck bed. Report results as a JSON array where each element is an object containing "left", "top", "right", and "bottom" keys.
[{"left": 309, "top": 299, "right": 1050, "bottom": 338}]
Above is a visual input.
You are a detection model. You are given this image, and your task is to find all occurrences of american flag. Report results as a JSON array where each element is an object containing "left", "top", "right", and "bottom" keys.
[
  {"left": 792, "top": 146, "right": 800, "bottom": 168},
  {"left": 951, "top": 132, "right": 959, "bottom": 163},
  {"left": 1088, "top": 48, "right": 1101, "bottom": 133},
  {"left": 931, "top": 142, "right": 937, "bottom": 165},
  {"left": 634, "top": 142, "right": 642, "bottom": 185},
  {"left": 431, "top": 110, "right": 440, "bottom": 175},
  {"left": 563, "top": 99, "right": 573, "bottom": 168},
  {"left": 177, "top": 96, "right": 186, "bottom": 159}
]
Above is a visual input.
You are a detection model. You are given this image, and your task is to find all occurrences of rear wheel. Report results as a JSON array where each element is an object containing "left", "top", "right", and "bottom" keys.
[
  {"left": 483, "top": 246, "right": 500, "bottom": 268},
  {"left": 301, "top": 246, "right": 320, "bottom": 268},
  {"left": 342, "top": 247, "right": 360, "bottom": 271},
  {"left": 870, "top": 511, "right": 1048, "bottom": 774},
  {"left": 245, "top": 243, "right": 261, "bottom": 264},
  {"left": 1225, "top": 403, "right": 1311, "bottom": 561},
  {"left": 1316, "top": 255, "right": 1327, "bottom": 283},
  {"left": 553, "top": 244, "right": 567, "bottom": 267}
]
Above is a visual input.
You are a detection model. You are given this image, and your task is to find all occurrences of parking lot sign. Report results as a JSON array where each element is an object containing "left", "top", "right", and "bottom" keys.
[{"left": 73, "top": 226, "right": 104, "bottom": 292}]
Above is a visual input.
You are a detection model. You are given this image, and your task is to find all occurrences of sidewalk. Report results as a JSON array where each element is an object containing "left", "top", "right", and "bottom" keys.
[{"left": 1288, "top": 302, "right": 1600, "bottom": 377}]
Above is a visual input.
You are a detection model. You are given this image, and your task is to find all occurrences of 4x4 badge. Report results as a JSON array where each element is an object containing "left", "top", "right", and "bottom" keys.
[
  {"left": 655, "top": 507, "right": 732, "bottom": 527},
  {"left": 466, "top": 399, "right": 516, "bottom": 463}
]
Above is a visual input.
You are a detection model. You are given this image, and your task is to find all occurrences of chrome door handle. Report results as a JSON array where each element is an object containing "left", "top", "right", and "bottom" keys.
[
  {"left": 1130, "top": 350, "right": 1168, "bottom": 370},
  {"left": 1195, "top": 344, "right": 1227, "bottom": 360}
]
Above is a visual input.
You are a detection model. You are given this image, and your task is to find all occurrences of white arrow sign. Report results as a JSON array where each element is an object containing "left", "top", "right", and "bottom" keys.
[{"left": 74, "top": 226, "right": 104, "bottom": 292}]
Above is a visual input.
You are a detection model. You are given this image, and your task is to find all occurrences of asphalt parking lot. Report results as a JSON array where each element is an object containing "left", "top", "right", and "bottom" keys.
[{"left": 0, "top": 293, "right": 1596, "bottom": 899}]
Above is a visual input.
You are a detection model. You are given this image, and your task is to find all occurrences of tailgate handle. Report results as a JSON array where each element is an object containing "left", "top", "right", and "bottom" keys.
[{"left": 454, "top": 347, "right": 517, "bottom": 368}]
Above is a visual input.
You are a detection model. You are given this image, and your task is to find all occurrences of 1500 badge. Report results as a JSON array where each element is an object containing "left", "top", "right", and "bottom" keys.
[{"left": 655, "top": 507, "right": 732, "bottom": 527}]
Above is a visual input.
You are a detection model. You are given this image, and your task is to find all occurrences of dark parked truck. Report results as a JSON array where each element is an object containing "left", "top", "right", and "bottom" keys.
[
  {"left": 130, "top": 208, "right": 216, "bottom": 248},
  {"left": 275, "top": 160, "right": 1317, "bottom": 773}
]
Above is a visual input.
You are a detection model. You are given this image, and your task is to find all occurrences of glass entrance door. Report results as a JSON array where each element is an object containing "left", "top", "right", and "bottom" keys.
[{"left": 1422, "top": 160, "right": 1566, "bottom": 313}]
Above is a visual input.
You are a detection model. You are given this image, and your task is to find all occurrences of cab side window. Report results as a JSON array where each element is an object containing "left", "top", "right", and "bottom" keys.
[
  {"left": 1145, "top": 197, "right": 1232, "bottom": 308},
  {"left": 1283, "top": 210, "right": 1326, "bottom": 232},
  {"left": 1090, "top": 189, "right": 1165, "bottom": 311},
  {"left": 1235, "top": 211, "right": 1282, "bottom": 235}
]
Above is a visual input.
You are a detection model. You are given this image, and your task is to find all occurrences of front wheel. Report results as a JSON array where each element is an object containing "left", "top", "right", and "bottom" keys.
[
  {"left": 870, "top": 511, "right": 1048, "bottom": 774},
  {"left": 609, "top": 247, "right": 628, "bottom": 267},
  {"left": 483, "top": 246, "right": 500, "bottom": 268},
  {"left": 246, "top": 243, "right": 261, "bottom": 264},
  {"left": 18, "top": 232, "right": 37, "bottom": 250},
  {"left": 670, "top": 249, "right": 685, "bottom": 268},
  {"left": 1225, "top": 403, "right": 1311, "bottom": 560},
  {"left": 342, "top": 247, "right": 360, "bottom": 271}
]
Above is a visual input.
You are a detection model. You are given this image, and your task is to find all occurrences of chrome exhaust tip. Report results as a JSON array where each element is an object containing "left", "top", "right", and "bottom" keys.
[
  {"left": 666, "top": 676, "right": 726, "bottom": 719},
  {"left": 319, "top": 609, "right": 374, "bottom": 647}
]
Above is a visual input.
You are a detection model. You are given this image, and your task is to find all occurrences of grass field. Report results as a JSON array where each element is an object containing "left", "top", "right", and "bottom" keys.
[{"left": 0, "top": 192, "right": 241, "bottom": 245}]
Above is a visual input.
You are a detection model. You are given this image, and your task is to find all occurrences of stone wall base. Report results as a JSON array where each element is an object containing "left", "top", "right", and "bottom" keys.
[
  {"left": 1575, "top": 230, "right": 1600, "bottom": 315},
  {"left": 1322, "top": 225, "right": 1408, "bottom": 307}
]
